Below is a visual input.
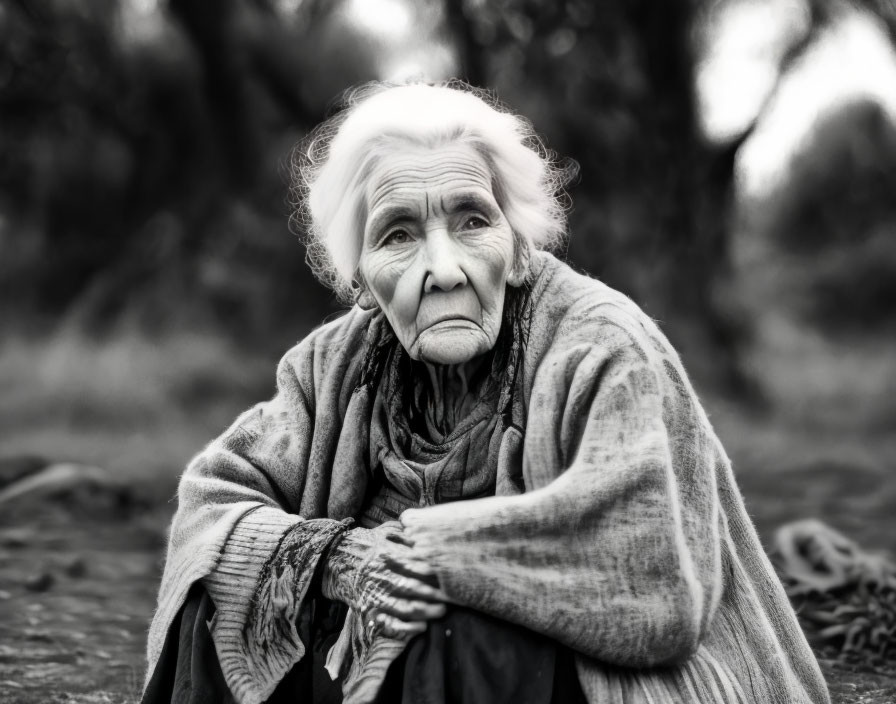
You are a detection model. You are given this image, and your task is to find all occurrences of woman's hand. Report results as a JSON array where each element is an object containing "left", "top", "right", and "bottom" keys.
[{"left": 321, "top": 523, "right": 448, "bottom": 641}]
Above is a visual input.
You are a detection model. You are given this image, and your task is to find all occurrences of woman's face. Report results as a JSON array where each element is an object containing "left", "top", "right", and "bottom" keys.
[{"left": 358, "top": 142, "right": 516, "bottom": 366}]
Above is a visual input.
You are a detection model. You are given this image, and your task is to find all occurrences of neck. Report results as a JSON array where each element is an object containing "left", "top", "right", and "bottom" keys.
[{"left": 418, "top": 355, "right": 489, "bottom": 437}]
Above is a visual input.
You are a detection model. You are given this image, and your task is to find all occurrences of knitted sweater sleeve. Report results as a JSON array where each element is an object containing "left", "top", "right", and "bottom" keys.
[
  {"left": 400, "top": 307, "right": 725, "bottom": 667},
  {"left": 155, "top": 341, "right": 350, "bottom": 704}
]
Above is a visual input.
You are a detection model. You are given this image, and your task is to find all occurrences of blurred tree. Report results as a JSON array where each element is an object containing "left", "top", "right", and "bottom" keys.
[
  {"left": 0, "top": 0, "right": 129, "bottom": 314},
  {"left": 778, "top": 100, "right": 896, "bottom": 331},
  {"left": 730, "top": 0, "right": 896, "bottom": 334},
  {"left": 0, "top": 0, "right": 345, "bottom": 339}
]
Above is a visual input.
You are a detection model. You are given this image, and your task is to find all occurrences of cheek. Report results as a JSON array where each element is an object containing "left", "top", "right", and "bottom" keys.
[
  {"left": 391, "top": 270, "right": 422, "bottom": 316},
  {"left": 361, "top": 245, "right": 411, "bottom": 305},
  {"left": 486, "top": 244, "right": 512, "bottom": 288},
  {"left": 362, "top": 251, "right": 420, "bottom": 331},
  {"left": 365, "top": 259, "right": 399, "bottom": 306},
  {"left": 469, "top": 230, "right": 514, "bottom": 306}
]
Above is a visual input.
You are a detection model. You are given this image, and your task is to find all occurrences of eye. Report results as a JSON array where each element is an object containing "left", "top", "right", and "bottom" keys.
[
  {"left": 382, "top": 228, "right": 413, "bottom": 246},
  {"left": 461, "top": 215, "right": 489, "bottom": 230}
]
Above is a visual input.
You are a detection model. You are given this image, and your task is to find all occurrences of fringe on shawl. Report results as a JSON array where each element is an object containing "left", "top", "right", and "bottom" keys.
[
  {"left": 577, "top": 646, "right": 753, "bottom": 704},
  {"left": 246, "top": 516, "right": 410, "bottom": 704},
  {"left": 248, "top": 518, "right": 353, "bottom": 657}
]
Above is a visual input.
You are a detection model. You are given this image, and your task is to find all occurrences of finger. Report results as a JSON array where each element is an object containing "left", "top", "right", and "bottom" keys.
[
  {"left": 387, "top": 574, "right": 449, "bottom": 602},
  {"left": 379, "top": 596, "right": 446, "bottom": 621},
  {"left": 375, "top": 612, "right": 428, "bottom": 639},
  {"left": 385, "top": 531, "right": 415, "bottom": 547},
  {"left": 384, "top": 554, "right": 439, "bottom": 582},
  {"left": 368, "top": 573, "right": 444, "bottom": 606}
]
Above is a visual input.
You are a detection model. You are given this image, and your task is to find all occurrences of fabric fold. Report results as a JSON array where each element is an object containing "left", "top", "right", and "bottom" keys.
[{"left": 202, "top": 507, "right": 349, "bottom": 704}]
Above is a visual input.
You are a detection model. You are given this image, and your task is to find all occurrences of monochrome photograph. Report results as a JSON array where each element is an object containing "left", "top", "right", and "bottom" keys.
[{"left": 1, "top": 0, "right": 895, "bottom": 702}]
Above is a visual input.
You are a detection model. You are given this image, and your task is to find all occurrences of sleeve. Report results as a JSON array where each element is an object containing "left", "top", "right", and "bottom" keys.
[
  {"left": 400, "top": 327, "right": 725, "bottom": 668},
  {"left": 152, "top": 343, "right": 350, "bottom": 704}
]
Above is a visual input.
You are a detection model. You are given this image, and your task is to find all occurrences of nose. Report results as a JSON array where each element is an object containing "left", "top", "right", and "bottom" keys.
[{"left": 423, "top": 227, "right": 467, "bottom": 293}]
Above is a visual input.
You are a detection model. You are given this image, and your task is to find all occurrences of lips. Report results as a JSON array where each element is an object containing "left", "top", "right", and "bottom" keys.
[{"left": 416, "top": 288, "right": 481, "bottom": 330}]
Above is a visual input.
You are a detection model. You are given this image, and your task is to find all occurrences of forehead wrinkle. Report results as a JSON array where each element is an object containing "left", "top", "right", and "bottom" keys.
[
  {"left": 368, "top": 148, "right": 492, "bottom": 185},
  {"left": 365, "top": 146, "right": 498, "bottom": 229},
  {"left": 370, "top": 163, "right": 492, "bottom": 193},
  {"left": 371, "top": 182, "right": 496, "bottom": 227},
  {"left": 369, "top": 168, "right": 493, "bottom": 203}
]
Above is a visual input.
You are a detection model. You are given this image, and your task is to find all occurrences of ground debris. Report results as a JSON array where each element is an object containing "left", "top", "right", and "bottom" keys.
[
  {"left": 64, "top": 557, "right": 87, "bottom": 578},
  {"left": 774, "top": 519, "right": 896, "bottom": 673},
  {"left": 24, "top": 572, "right": 55, "bottom": 593}
]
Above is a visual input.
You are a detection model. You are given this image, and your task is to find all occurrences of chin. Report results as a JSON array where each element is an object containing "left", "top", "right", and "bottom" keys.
[{"left": 413, "top": 325, "right": 493, "bottom": 365}]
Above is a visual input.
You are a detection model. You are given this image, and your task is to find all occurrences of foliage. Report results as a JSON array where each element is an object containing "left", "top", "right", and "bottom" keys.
[
  {"left": 755, "top": 99, "right": 896, "bottom": 331},
  {"left": 0, "top": 0, "right": 337, "bottom": 337}
]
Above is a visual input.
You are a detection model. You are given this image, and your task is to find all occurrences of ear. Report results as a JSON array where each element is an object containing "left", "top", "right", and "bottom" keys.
[
  {"left": 507, "top": 233, "right": 531, "bottom": 287},
  {"left": 352, "top": 271, "right": 379, "bottom": 311},
  {"left": 355, "top": 288, "right": 378, "bottom": 310}
]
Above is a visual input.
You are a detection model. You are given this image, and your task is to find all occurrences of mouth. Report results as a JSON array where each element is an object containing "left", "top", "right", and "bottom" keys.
[
  {"left": 416, "top": 289, "right": 481, "bottom": 330},
  {"left": 424, "top": 313, "right": 477, "bottom": 327}
]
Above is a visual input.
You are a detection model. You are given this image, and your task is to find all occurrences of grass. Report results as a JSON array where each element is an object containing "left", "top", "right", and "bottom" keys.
[
  {"left": 744, "top": 312, "right": 896, "bottom": 430},
  {"left": 696, "top": 312, "right": 896, "bottom": 555},
  {"left": 0, "top": 325, "right": 293, "bottom": 500}
]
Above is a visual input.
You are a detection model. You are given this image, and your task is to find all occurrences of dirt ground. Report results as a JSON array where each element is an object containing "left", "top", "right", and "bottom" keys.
[
  {"left": 1, "top": 464, "right": 895, "bottom": 704},
  {"left": 0, "top": 495, "right": 168, "bottom": 704}
]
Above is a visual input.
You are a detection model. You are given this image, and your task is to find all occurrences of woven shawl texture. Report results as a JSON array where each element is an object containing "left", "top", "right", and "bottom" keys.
[{"left": 143, "top": 252, "right": 830, "bottom": 704}]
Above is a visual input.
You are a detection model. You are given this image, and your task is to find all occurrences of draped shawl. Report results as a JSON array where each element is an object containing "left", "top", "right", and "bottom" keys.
[{"left": 143, "top": 252, "right": 830, "bottom": 704}]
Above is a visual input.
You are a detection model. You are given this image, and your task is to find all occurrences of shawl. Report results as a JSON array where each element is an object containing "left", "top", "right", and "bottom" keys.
[{"left": 143, "top": 252, "right": 830, "bottom": 704}]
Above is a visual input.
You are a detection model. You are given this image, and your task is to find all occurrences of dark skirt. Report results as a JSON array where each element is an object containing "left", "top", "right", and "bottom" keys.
[{"left": 142, "top": 584, "right": 587, "bottom": 704}]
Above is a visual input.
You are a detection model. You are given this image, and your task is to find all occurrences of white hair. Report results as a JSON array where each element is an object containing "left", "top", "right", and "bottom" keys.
[{"left": 290, "top": 80, "right": 575, "bottom": 303}]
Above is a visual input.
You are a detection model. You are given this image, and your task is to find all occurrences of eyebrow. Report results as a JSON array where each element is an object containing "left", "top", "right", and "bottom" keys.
[
  {"left": 366, "top": 204, "right": 418, "bottom": 241},
  {"left": 443, "top": 191, "right": 498, "bottom": 217}
]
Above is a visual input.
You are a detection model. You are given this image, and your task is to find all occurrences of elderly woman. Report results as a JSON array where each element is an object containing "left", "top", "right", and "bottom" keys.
[{"left": 142, "top": 83, "right": 830, "bottom": 704}]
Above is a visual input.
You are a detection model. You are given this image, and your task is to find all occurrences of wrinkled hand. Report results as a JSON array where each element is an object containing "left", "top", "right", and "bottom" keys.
[{"left": 321, "top": 523, "right": 447, "bottom": 641}]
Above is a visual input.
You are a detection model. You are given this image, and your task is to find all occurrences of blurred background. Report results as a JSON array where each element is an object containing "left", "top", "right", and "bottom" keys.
[{"left": 1, "top": 0, "right": 895, "bottom": 700}]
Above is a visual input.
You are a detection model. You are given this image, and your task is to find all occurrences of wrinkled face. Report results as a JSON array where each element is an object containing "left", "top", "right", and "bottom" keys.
[{"left": 358, "top": 143, "right": 516, "bottom": 365}]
